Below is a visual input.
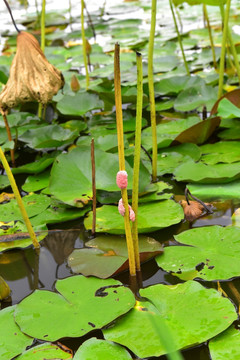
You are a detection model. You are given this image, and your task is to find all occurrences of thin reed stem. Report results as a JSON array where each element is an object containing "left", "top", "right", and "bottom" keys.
[
  {"left": 131, "top": 52, "right": 142, "bottom": 272},
  {"left": 218, "top": 0, "right": 231, "bottom": 99},
  {"left": 1, "top": 111, "right": 15, "bottom": 167},
  {"left": 91, "top": 138, "right": 96, "bottom": 235},
  {"left": 81, "top": 0, "right": 90, "bottom": 89},
  {"left": 148, "top": 0, "right": 158, "bottom": 182},
  {"left": 114, "top": 43, "right": 136, "bottom": 276},
  {"left": 0, "top": 146, "right": 39, "bottom": 249},
  {"left": 203, "top": 4, "right": 217, "bottom": 69},
  {"left": 169, "top": 0, "right": 190, "bottom": 76}
]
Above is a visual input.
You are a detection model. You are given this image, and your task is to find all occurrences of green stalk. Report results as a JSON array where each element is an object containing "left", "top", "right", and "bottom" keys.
[
  {"left": 81, "top": 0, "right": 90, "bottom": 89},
  {"left": 203, "top": 4, "right": 217, "bottom": 69},
  {"left": 38, "top": 0, "right": 46, "bottom": 118},
  {"left": 0, "top": 146, "right": 39, "bottom": 249},
  {"left": 131, "top": 52, "right": 142, "bottom": 272},
  {"left": 169, "top": 0, "right": 190, "bottom": 76},
  {"left": 148, "top": 0, "right": 157, "bottom": 182},
  {"left": 219, "top": 4, "right": 240, "bottom": 84},
  {"left": 218, "top": 0, "right": 231, "bottom": 99},
  {"left": 114, "top": 43, "right": 136, "bottom": 277},
  {"left": 91, "top": 138, "right": 96, "bottom": 236}
]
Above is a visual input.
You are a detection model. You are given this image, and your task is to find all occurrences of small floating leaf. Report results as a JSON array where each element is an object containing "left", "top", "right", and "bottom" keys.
[
  {"left": 15, "top": 343, "right": 73, "bottom": 359},
  {"left": 209, "top": 325, "right": 240, "bottom": 360}
]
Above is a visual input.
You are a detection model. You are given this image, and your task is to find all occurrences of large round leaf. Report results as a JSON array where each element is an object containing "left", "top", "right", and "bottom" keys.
[
  {"left": 74, "top": 338, "right": 132, "bottom": 360},
  {"left": 187, "top": 181, "right": 240, "bottom": 200},
  {"left": 156, "top": 225, "right": 240, "bottom": 281},
  {"left": 14, "top": 275, "right": 135, "bottom": 341},
  {"left": 68, "top": 235, "right": 163, "bottom": 278},
  {"left": 174, "top": 160, "right": 240, "bottom": 183},
  {"left": 103, "top": 281, "right": 237, "bottom": 358},
  {"left": 49, "top": 146, "right": 150, "bottom": 207},
  {"left": 0, "top": 306, "right": 33, "bottom": 360},
  {"left": 57, "top": 92, "right": 104, "bottom": 116},
  {"left": 15, "top": 343, "right": 72, "bottom": 359},
  {"left": 84, "top": 200, "right": 184, "bottom": 234},
  {"left": 209, "top": 325, "right": 240, "bottom": 360}
]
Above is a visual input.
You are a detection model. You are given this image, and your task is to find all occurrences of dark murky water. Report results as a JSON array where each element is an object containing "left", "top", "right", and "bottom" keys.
[{"left": 1, "top": 199, "right": 240, "bottom": 359}]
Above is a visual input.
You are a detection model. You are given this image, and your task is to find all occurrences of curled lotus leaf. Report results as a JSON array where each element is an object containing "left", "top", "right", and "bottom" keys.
[{"left": 0, "top": 31, "right": 64, "bottom": 110}]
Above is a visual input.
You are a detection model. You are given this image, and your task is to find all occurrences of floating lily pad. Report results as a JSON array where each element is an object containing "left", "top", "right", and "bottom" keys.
[
  {"left": 156, "top": 225, "right": 240, "bottom": 281},
  {"left": 57, "top": 92, "right": 104, "bottom": 116},
  {"left": 74, "top": 338, "right": 132, "bottom": 360},
  {"left": 174, "top": 160, "right": 240, "bottom": 183},
  {"left": 84, "top": 200, "right": 184, "bottom": 234},
  {"left": 141, "top": 117, "right": 200, "bottom": 150},
  {"left": 0, "top": 306, "right": 33, "bottom": 360},
  {"left": 156, "top": 143, "right": 201, "bottom": 176},
  {"left": 138, "top": 181, "right": 173, "bottom": 202},
  {"left": 12, "top": 153, "right": 59, "bottom": 175},
  {"left": 200, "top": 141, "right": 240, "bottom": 164},
  {"left": 217, "top": 98, "right": 240, "bottom": 119},
  {"left": 154, "top": 75, "right": 190, "bottom": 95},
  {"left": 0, "top": 175, "right": 10, "bottom": 190},
  {"left": 103, "top": 281, "right": 237, "bottom": 358},
  {"left": 14, "top": 276, "right": 135, "bottom": 341},
  {"left": 22, "top": 171, "right": 50, "bottom": 192},
  {"left": 209, "top": 325, "right": 240, "bottom": 360},
  {"left": 186, "top": 180, "right": 240, "bottom": 201},
  {"left": 172, "top": 117, "right": 220, "bottom": 145},
  {"left": 0, "top": 193, "right": 51, "bottom": 223},
  {"left": 211, "top": 89, "right": 240, "bottom": 115},
  {"left": 19, "top": 125, "right": 79, "bottom": 149},
  {"left": 49, "top": 146, "right": 150, "bottom": 207},
  {"left": 15, "top": 343, "right": 72, "bottom": 360},
  {"left": 68, "top": 235, "right": 163, "bottom": 278}
]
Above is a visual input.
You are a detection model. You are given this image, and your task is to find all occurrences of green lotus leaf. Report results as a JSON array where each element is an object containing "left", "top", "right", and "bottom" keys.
[
  {"left": 22, "top": 171, "right": 50, "bottom": 192},
  {"left": 187, "top": 180, "right": 240, "bottom": 200},
  {"left": 217, "top": 98, "right": 240, "bottom": 119},
  {"left": 0, "top": 306, "right": 33, "bottom": 360},
  {"left": 73, "top": 338, "right": 132, "bottom": 360},
  {"left": 209, "top": 325, "right": 240, "bottom": 360},
  {"left": 0, "top": 175, "right": 10, "bottom": 190},
  {"left": 12, "top": 152, "right": 59, "bottom": 175},
  {"left": 103, "top": 281, "right": 236, "bottom": 358},
  {"left": 14, "top": 276, "right": 135, "bottom": 341},
  {"left": 174, "top": 160, "right": 240, "bottom": 183},
  {"left": 156, "top": 225, "right": 240, "bottom": 281},
  {"left": 84, "top": 200, "right": 184, "bottom": 234},
  {"left": 15, "top": 343, "right": 72, "bottom": 359},
  {"left": 200, "top": 141, "right": 240, "bottom": 164},
  {"left": 154, "top": 75, "right": 190, "bottom": 95},
  {"left": 57, "top": 92, "right": 104, "bottom": 116},
  {"left": 68, "top": 235, "right": 163, "bottom": 278}
]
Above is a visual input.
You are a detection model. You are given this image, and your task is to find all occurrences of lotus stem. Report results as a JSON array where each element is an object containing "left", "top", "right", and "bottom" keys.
[
  {"left": 0, "top": 146, "right": 39, "bottom": 249},
  {"left": 38, "top": 0, "right": 46, "bottom": 118},
  {"left": 1, "top": 111, "right": 15, "bottom": 167},
  {"left": 114, "top": 43, "right": 136, "bottom": 276},
  {"left": 218, "top": 0, "right": 231, "bottom": 99},
  {"left": 148, "top": 0, "right": 158, "bottom": 182},
  {"left": 203, "top": 4, "right": 217, "bottom": 69},
  {"left": 131, "top": 52, "right": 142, "bottom": 272},
  {"left": 91, "top": 138, "right": 96, "bottom": 235},
  {"left": 81, "top": 0, "right": 90, "bottom": 89},
  {"left": 169, "top": 0, "right": 190, "bottom": 76}
]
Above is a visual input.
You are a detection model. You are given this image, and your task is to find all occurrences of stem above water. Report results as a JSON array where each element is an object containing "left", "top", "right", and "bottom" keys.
[{"left": 81, "top": 0, "right": 90, "bottom": 89}]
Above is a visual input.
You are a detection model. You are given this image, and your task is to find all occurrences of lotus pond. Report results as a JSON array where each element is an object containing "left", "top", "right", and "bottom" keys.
[{"left": 1, "top": 0, "right": 240, "bottom": 359}]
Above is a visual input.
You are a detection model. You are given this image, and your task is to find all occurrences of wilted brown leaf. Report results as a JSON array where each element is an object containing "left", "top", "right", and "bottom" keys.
[
  {"left": 180, "top": 200, "right": 210, "bottom": 222},
  {"left": 0, "top": 31, "right": 64, "bottom": 110}
]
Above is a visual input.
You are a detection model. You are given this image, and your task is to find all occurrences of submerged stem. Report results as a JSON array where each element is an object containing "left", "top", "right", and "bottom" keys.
[
  {"left": 0, "top": 146, "right": 39, "bottom": 249},
  {"left": 81, "top": 0, "right": 90, "bottom": 89},
  {"left": 169, "top": 0, "right": 190, "bottom": 76},
  {"left": 131, "top": 52, "right": 142, "bottom": 272},
  {"left": 114, "top": 43, "right": 136, "bottom": 276},
  {"left": 148, "top": 0, "right": 158, "bottom": 182},
  {"left": 218, "top": 0, "right": 231, "bottom": 98}
]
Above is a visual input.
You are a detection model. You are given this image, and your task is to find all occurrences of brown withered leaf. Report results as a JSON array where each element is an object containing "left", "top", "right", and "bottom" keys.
[
  {"left": 180, "top": 200, "right": 211, "bottom": 222},
  {"left": 0, "top": 31, "right": 64, "bottom": 110}
]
